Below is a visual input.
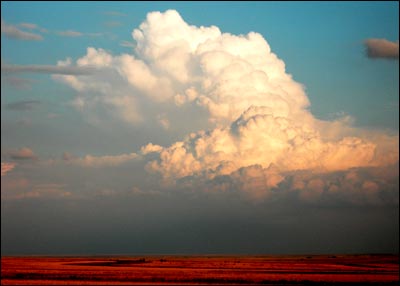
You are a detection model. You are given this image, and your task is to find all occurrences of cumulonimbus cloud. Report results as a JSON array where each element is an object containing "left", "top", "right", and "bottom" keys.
[
  {"left": 54, "top": 10, "right": 398, "bottom": 201},
  {"left": 53, "top": 10, "right": 309, "bottom": 126},
  {"left": 364, "top": 38, "right": 399, "bottom": 59},
  {"left": 1, "top": 19, "right": 43, "bottom": 41}
]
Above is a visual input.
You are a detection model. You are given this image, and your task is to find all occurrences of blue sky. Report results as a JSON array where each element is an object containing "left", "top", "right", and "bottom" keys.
[{"left": 1, "top": 2, "right": 399, "bottom": 255}]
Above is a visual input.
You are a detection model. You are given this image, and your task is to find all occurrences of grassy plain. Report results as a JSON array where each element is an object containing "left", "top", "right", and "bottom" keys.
[{"left": 1, "top": 254, "right": 398, "bottom": 285}]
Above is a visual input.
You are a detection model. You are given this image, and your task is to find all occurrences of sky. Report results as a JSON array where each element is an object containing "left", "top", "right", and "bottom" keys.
[{"left": 1, "top": 1, "right": 399, "bottom": 255}]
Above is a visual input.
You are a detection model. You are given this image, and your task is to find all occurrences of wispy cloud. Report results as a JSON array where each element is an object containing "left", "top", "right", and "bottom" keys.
[
  {"left": 1, "top": 162, "right": 16, "bottom": 176},
  {"left": 1, "top": 19, "right": 43, "bottom": 41},
  {"left": 12, "top": 183, "right": 70, "bottom": 200},
  {"left": 6, "top": 100, "right": 41, "bottom": 111},
  {"left": 104, "top": 21, "right": 123, "bottom": 28},
  {"left": 2, "top": 63, "right": 95, "bottom": 75},
  {"left": 9, "top": 147, "right": 37, "bottom": 160},
  {"left": 18, "top": 22, "right": 47, "bottom": 33},
  {"left": 364, "top": 38, "right": 399, "bottom": 59},
  {"left": 18, "top": 23, "right": 48, "bottom": 33},
  {"left": 9, "top": 20, "right": 102, "bottom": 38},
  {"left": 63, "top": 152, "right": 139, "bottom": 167},
  {"left": 55, "top": 29, "right": 104, "bottom": 38},
  {"left": 57, "top": 30, "right": 83, "bottom": 37},
  {"left": 18, "top": 22, "right": 38, "bottom": 30}
]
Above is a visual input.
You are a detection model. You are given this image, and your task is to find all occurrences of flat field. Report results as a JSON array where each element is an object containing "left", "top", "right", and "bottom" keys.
[{"left": 1, "top": 254, "right": 398, "bottom": 285}]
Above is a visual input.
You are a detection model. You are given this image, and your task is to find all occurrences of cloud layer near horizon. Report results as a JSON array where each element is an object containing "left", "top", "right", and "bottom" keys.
[{"left": 5, "top": 10, "right": 399, "bottom": 204}]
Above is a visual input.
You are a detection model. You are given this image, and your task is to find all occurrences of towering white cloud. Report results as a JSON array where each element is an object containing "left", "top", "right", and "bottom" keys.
[
  {"left": 54, "top": 10, "right": 310, "bottom": 126},
  {"left": 54, "top": 10, "right": 398, "bottom": 201}
]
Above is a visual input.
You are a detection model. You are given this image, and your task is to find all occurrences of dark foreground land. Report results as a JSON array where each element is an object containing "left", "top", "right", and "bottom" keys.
[{"left": 1, "top": 254, "right": 399, "bottom": 285}]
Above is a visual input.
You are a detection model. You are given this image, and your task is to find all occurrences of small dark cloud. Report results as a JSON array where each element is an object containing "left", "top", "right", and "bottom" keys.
[
  {"left": 9, "top": 147, "right": 37, "bottom": 160},
  {"left": 364, "top": 38, "right": 399, "bottom": 59},
  {"left": 6, "top": 100, "right": 41, "bottom": 111}
]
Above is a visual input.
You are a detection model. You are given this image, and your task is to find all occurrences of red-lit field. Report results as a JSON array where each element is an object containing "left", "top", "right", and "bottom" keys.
[{"left": 1, "top": 254, "right": 399, "bottom": 285}]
